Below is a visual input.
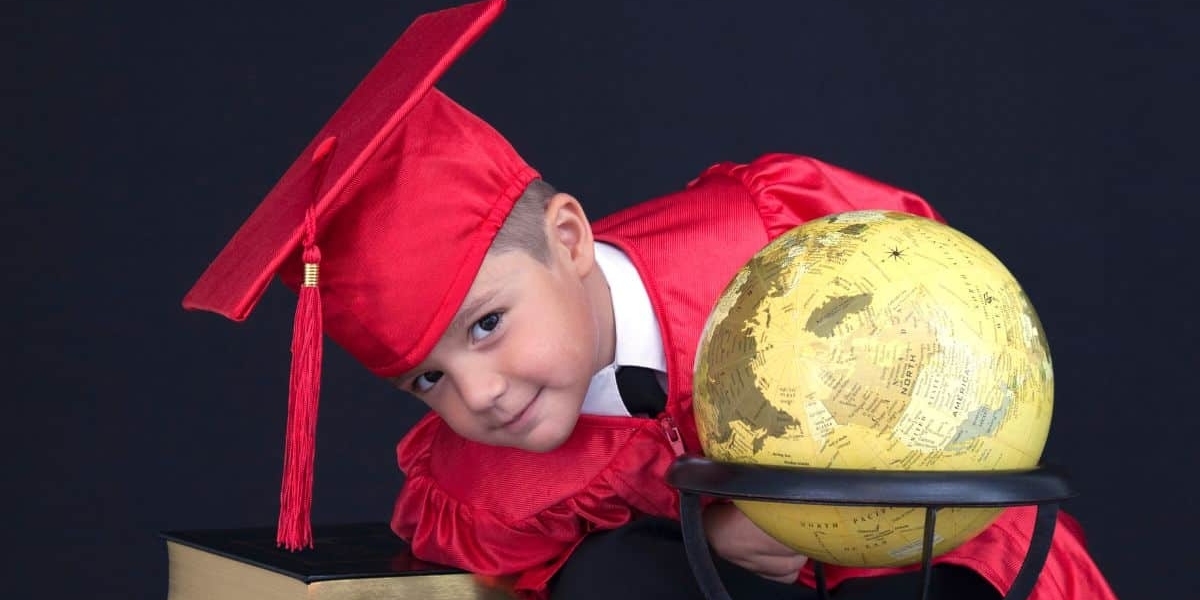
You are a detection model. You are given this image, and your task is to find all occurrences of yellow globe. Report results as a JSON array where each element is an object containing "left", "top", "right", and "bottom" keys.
[{"left": 693, "top": 210, "right": 1053, "bottom": 567}]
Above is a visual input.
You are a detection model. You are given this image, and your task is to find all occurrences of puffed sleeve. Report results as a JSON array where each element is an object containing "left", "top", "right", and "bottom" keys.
[
  {"left": 390, "top": 413, "right": 682, "bottom": 599},
  {"left": 693, "top": 153, "right": 944, "bottom": 240}
]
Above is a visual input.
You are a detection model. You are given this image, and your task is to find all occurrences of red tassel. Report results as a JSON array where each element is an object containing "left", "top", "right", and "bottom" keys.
[{"left": 278, "top": 207, "right": 323, "bottom": 550}]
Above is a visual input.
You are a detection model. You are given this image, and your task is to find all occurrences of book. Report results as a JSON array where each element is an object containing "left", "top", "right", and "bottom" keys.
[{"left": 161, "top": 522, "right": 514, "bottom": 600}]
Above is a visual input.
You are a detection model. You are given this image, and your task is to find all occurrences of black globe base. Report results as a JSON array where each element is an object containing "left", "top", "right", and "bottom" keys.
[{"left": 667, "top": 457, "right": 1074, "bottom": 600}]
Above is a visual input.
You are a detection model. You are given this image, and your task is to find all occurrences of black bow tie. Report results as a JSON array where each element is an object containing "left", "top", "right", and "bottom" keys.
[{"left": 616, "top": 366, "right": 667, "bottom": 416}]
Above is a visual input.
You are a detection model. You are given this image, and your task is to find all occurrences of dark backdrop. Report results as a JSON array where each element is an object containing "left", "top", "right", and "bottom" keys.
[{"left": 6, "top": 1, "right": 1194, "bottom": 598}]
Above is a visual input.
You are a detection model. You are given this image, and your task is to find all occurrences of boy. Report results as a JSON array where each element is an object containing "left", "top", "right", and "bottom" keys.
[{"left": 184, "top": 1, "right": 1116, "bottom": 599}]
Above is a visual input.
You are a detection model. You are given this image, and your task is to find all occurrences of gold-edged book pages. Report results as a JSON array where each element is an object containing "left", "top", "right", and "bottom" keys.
[{"left": 162, "top": 523, "right": 513, "bottom": 600}]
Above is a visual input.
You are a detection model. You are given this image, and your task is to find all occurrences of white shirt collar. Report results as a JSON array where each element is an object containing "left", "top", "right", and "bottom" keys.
[{"left": 581, "top": 242, "right": 667, "bottom": 416}]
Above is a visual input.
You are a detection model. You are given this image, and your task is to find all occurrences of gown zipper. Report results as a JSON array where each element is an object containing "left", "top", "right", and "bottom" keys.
[{"left": 658, "top": 414, "right": 686, "bottom": 456}]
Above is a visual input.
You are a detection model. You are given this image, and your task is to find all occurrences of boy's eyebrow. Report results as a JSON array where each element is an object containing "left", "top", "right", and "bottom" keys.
[{"left": 448, "top": 288, "right": 500, "bottom": 334}]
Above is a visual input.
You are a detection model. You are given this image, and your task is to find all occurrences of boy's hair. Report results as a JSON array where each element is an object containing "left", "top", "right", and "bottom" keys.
[{"left": 489, "top": 178, "right": 558, "bottom": 262}]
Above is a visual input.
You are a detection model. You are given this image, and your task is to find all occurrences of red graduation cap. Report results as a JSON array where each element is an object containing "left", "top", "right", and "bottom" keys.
[{"left": 183, "top": 0, "right": 538, "bottom": 550}]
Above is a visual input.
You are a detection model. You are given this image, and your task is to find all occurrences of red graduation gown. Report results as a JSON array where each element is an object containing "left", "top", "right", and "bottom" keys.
[{"left": 391, "top": 153, "right": 1116, "bottom": 600}]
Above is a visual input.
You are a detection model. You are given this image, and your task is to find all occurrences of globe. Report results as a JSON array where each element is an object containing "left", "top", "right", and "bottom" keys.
[{"left": 692, "top": 209, "right": 1053, "bottom": 568}]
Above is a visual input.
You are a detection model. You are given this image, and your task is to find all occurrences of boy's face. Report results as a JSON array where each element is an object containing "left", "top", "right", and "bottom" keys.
[{"left": 393, "top": 194, "right": 613, "bottom": 452}]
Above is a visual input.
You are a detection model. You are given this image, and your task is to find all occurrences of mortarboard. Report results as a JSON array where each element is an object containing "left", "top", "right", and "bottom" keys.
[{"left": 183, "top": 0, "right": 538, "bottom": 550}]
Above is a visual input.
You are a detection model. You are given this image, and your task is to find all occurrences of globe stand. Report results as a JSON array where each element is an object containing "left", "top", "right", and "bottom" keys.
[{"left": 667, "top": 456, "right": 1075, "bottom": 600}]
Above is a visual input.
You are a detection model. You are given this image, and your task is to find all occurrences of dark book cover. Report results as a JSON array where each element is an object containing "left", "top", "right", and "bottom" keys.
[{"left": 160, "top": 522, "right": 467, "bottom": 583}]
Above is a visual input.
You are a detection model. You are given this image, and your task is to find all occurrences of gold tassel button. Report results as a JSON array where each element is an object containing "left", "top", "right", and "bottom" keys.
[{"left": 303, "top": 263, "right": 319, "bottom": 288}]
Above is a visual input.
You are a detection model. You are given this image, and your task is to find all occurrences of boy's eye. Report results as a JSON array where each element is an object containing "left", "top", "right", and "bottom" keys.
[
  {"left": 413, "top": 371, "right": 443, "bottom": 393},
  {"left": 471, "top": 312, "right": 502, "bottom": 341}
]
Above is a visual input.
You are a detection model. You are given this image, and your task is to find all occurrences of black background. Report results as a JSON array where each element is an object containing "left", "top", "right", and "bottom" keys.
[{"left": 6, "top": 1, "right": 1195, "bottom": 598}]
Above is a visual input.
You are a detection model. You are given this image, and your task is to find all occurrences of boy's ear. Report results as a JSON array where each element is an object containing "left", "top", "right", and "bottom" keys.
[{"left": 545, "top": 192, "right": 596, "bottom": 275}]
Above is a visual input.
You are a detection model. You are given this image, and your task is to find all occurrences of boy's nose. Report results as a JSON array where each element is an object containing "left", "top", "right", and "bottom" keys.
[{"left": 454, "top": 371, "right": 506, "bottom": 413}]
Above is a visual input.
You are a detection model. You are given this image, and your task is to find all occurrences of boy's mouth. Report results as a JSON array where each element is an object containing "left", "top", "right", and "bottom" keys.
[{"left": 498, "top": 391, "right": 539, "bottom": 430}]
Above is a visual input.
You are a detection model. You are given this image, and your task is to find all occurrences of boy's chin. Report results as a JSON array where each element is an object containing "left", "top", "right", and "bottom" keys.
[{"left": 514, "top": 416, "right": 579, "bottom": 453}]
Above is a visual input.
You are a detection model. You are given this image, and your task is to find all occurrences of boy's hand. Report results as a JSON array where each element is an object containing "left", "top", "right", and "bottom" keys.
[{"left": 702, "top": 502, "right": 809, "bottom": 584}]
